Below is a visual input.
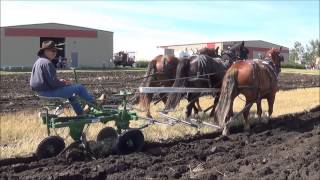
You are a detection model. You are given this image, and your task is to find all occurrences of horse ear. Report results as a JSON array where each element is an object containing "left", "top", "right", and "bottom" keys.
[
  {"left": 215, "top": 46, "right": 219, "bottom": 52},
  {"left": 279, "top": 46, "right": 282, "bottom": 51}
]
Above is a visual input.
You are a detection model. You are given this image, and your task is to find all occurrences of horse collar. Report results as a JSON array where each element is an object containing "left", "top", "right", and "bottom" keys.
[{"left": 262, "top": 60, "right": 279, "bottom": 80}]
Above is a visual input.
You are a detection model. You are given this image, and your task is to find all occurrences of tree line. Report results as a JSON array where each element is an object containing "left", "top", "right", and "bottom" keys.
[{"left": 289, "top": 39, "right": 320, "bottom": 65}]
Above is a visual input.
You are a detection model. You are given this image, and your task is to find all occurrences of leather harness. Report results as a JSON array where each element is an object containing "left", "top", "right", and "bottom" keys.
[{"left": 252, "top": 58, "right": 279, "bottom": 101}]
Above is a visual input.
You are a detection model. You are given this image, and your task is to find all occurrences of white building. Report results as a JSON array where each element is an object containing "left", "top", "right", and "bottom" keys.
[
  {"left": 158, "top": 40, "right": 289, "bottom": 62},
  {"left": 1, "top": 23, "right": 114, "bottom": 68}
]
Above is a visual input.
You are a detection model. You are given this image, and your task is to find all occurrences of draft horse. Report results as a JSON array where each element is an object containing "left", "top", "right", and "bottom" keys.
[
  {"left": 214, "top": 47, "right": 284, "bottom": 135},
  {"left": 163, "top": 53, "right": 227, "bottom": 118},
  {"left": 138, "top": 47, "right": 220, "bottom": 118},
  {"left": 138, "top": 55, "right": 180, "bottom": 118}
]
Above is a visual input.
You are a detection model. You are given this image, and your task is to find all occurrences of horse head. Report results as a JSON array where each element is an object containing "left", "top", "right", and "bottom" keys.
[{"left": 266, "top": 47, "right": 284, "bottom": 74}]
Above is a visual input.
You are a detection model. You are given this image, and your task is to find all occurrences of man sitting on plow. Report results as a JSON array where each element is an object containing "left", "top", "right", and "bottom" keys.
[{"left": 30, "top": 40, "right": 105, "bottom": 115}]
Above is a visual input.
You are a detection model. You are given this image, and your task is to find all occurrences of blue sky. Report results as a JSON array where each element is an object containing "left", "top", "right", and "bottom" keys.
[{"left": 1, "top": 1, "right": 319, "bottom": 59}]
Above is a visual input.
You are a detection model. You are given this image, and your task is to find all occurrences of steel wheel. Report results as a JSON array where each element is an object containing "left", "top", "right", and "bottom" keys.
[
  {"left": 116, "top": 129, "right": 144, "bottom": 154},
  {"left": 36, "top": 136, "right": 65, "bottom": 159},
  {"left": 95, "top": 127, "right": 118, "bottom": 156}
]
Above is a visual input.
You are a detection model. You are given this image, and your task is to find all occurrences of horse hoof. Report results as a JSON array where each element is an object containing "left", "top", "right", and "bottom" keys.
[
  {"left": 244, "top": 124, "right": 251, "bottom": 132},
  {"left": 222, "top": 127, "right": 230, "bottom": 136},
  {"left": 261, "top": 117, "right": 270, "bottom": 124}
]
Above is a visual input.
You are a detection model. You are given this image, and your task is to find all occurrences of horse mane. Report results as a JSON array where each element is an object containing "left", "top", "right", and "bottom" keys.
[
  {"left": 266, "top": 48, "right": 280, "bottom": 56},
  {"left": 265, "top": 48, "right": 281, "bottom": 62},
  {"left": 198, "top": 47, "right": 218, "bottom": 58},
  {"left": 229, "top": 42, "right": 242, "bottom": 51}
]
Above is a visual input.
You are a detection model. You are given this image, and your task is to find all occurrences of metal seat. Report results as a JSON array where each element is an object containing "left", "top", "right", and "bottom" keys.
[
  {"left": 38, "top": 95, "right": 68, "bottom": 101},
  {"left": 37, "top": 95, "right": 71, "bottom": 114},
  {"left": 38, "top": 95, "right": 68, "bottom": 105}
]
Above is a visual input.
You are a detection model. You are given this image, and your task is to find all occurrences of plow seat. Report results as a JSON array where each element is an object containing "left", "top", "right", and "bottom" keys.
[
  {"left": 38, "top": 96, "right": 70, "bottom": 108},
  {"left": 38, "top": 96, "right": 71, "bottom": 118}
]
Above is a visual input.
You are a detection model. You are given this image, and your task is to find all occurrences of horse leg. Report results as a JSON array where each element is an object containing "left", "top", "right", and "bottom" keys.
[
  {"left": 160, "top": 93, "right": 168, "bottom": 104},
  {"left": 210, "top": 93, "right": 220, "bottom": 117},
  {"left": 195, "top": 99, "right": 202, "bottom": 112},
  {"left": 145, "top": 93, "right": 153, "bottom": 118},
  {"left": 146, "top": 108, "right": 152, "bottom": 119},
  {"left": 192, "top": 102, "right": 199, "bottom": 115},
  {"left": 267, "top": 94, "right": 275, "bottom": 117},
  {"left": 243, "top": 101, "right": 253, "bottom": 131},
  {"left": 191, "top": 93, "right": 200, "bottom": 115},
  {"left": 265, "top": 94, "right": 275, "bottom": 124},
  {"left": 256, "top": 99, "right": 262, "bottom": 121},
  {"left": 186, "top": 93, "right": 196, "bottom": 118}
]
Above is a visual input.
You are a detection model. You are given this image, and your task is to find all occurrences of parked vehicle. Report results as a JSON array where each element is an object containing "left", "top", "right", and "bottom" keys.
[{"left": 113, "top": 51, "right": 135, "bottom": 67}]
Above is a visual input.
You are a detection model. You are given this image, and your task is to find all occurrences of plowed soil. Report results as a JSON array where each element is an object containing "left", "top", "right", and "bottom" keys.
[
  {"left": 0, "top": 71, "right": 319, "bottom": 112},
  {"left": 1, "top": 106, "right": 319, "bottom": 180}
]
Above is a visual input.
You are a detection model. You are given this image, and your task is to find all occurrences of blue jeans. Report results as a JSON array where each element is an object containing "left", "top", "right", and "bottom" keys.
[{"left": 38, "top": 84, "right": 95, "bottom": 115}]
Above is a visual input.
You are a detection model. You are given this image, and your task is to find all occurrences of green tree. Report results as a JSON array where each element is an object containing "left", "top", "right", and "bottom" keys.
[
  {"left": 304, "top": 39, "right": 320, "bottom": 64},
  {"left": 289, "top": 41, "right": 304, "bottom": 63}
]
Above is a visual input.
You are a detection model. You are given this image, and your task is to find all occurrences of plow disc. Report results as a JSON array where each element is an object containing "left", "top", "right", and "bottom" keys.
[
  {"left": 116, "top": 129, "right": 144, "bottom": 154},
  {"left": 36, "top": 136, "right": 65, "bottom": 159},
  {"left": 65, "top": 142, "right": 87, "bottom": 162},
  {"left": 95, "top": 127, "right": 118, "bottom": 156}
]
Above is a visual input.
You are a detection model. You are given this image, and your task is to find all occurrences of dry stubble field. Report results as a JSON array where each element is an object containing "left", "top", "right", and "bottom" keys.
[
  {"left": 0, "top": 70, "right": 319, "bottom": 179},
  {"left": 1, "top": 87, "right": 319, "bottom": 159}
]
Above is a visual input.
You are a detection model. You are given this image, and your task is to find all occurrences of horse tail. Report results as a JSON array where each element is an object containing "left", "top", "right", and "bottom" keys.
[
  {"left": 164, "top": 58, "right": 189, "bottom": 111},
  {"left": 214, "top": 68, "right": 238, "bottom": 127},
  {"left": 138, "top": 59, "right": 157, "bottom": 110}
]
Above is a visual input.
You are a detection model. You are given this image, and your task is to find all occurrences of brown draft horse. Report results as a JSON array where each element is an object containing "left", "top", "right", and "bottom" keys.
[
  {"left": 138, "top": 55, "right": 202, "bottom": 118},
  {"left": 138, "top": 47, "right": 220, "bottom": 118},
  {"left": 214, "top": 47, "right": 284, "bottom": 135}
]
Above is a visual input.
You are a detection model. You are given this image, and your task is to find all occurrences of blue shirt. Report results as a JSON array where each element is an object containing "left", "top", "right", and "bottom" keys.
[{"left": 30, "top": 57, "right": 65, "bottom": 91}]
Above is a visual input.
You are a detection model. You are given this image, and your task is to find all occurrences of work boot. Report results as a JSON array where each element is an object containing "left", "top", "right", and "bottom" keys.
[
  {"left": 83, "top": 104, "right": 91, "bottom": 114},
  {"left": 97, "top": 94, "right": 107, "bottom": 105}
]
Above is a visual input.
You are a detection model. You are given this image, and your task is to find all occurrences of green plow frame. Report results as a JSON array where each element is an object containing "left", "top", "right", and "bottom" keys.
[{"left": 40, "top": 90, "right": 138, "bottom": 141}]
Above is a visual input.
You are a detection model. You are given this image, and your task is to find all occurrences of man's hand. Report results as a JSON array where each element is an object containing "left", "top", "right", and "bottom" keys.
[{"left": 60, "top": 79, "right": 72, "bottom": 85}]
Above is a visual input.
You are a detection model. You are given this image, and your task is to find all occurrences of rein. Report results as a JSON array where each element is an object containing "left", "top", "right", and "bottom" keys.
[{"left": 147, "top": 71, "right": 226, "bottom": 84}]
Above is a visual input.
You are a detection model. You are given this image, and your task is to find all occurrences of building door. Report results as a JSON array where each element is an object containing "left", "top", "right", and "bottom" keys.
[{"left": 71, "top": 52, "right": 78, "bottom": 68}]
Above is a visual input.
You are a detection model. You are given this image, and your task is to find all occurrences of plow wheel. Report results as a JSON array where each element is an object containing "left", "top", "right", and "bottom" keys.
[
  {"left": 116, "top": 129, "right": 144, "bottom": 154},
  {"left": 36, "top": 136, "right": 65, "bottom": 159},
  {"left": 94, "top": 127, "right": 118, "bottom": 157},
  {"left": 65, "top": 142, "right": 86, "bottom": 163}
]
